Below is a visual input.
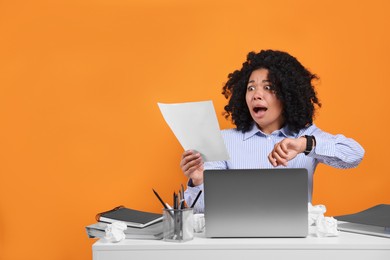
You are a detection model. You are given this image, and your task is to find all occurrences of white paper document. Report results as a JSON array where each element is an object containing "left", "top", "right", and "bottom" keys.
[{"left": 158, "top": 100, "right": 229, "bottom": 162}]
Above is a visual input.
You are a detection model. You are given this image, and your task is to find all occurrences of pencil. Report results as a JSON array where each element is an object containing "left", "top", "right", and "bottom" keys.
[
  {"left": 190, "top": 190, "right": 203, "bottom": 208},
  {"left": 152, "top": 189, "right": 174, "bottom": 217},
  {"left": 152, "top": 189, "right": 169, "bottom": 210}
]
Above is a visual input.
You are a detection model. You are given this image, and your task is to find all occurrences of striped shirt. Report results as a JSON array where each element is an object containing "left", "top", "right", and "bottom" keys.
[{"left": 185, "top": 123, "right": 365, "bottom": 213}]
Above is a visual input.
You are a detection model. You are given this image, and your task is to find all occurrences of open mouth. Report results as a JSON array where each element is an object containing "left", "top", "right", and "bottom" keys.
[{"left": 253, "top": 106, "right": 268, "bottom": 114}]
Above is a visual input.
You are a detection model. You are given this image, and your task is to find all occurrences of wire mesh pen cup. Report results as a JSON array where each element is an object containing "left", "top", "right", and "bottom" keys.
[{"left": 163, "top": 208, "right": 194, "bottom": 242}]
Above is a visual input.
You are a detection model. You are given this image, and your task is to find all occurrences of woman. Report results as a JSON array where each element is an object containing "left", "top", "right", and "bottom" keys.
[{"left": 180, "top": 50, "right": 364, "bottom": 213}]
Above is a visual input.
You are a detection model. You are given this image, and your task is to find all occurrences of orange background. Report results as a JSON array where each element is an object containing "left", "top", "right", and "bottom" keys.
[{"left": 0, "top": 0, "right": 389, "bottom": 259}]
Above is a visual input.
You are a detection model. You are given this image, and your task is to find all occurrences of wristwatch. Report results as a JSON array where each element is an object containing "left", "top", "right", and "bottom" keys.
[{"left": 304, "top": 135, "right": 315, "bottom": 155}]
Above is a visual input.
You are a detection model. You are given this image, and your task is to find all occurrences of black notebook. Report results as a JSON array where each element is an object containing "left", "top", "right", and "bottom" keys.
[
  {"left": 96, "top": 206, "right": 163, "bottom": 228},
  {"left": 335, "top": 204, "right": 390, "bottom": 238}
]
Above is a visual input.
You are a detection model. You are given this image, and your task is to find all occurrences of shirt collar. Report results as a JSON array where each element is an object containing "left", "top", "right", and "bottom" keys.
[{"left": 243, "top": 123, "right": 297, "bottom": 141}]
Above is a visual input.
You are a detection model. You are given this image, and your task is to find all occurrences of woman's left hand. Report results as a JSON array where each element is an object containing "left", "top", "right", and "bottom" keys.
[{"left": 268, "top": 137, "right": 306, "bottom": 166}]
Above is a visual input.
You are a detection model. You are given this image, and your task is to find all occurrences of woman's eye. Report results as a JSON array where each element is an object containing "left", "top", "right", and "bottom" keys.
[
  {"left": 264, "top": 85, "right": 272, "bottom": 91},
  {"left": 247, "top": 86, "right": 255, "bottom": 91}
]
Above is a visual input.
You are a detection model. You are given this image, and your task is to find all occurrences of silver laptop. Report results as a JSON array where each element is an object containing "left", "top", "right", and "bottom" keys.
[{"left": 204, "top": 168, "right": 308, "bottom": 238}]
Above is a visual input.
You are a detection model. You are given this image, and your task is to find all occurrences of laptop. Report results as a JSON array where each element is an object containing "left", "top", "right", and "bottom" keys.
[{"left": 203, "top": 168, "right": 308, "bottom": 238}]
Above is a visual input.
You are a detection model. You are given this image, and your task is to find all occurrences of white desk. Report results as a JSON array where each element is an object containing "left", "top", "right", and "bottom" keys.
[{"left": 93, "top": 231, "right": 390, "bottom": 260}]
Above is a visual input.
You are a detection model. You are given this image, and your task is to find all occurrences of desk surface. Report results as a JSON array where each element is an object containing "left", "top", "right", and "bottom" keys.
[
  {"left": 93, "top": 231, "right": 390, "bottom": 250},
  {"left": 93, "top": 231, "right": 390, "bottom": 260}
]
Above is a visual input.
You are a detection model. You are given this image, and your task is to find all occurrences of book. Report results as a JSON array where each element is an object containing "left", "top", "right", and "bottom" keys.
[
  {"left": 96, "top": 206, "right": 163, "bottom": 228},
  {"left": 335, "top": 204, "right": 390, "bottom": 238},
  {"left": 86, "top": 222, "right": 163, "bottom": 240}
]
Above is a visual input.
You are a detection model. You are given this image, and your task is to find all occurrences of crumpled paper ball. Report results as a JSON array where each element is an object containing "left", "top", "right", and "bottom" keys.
[
  {"left": 104, "top": 221, "right": 127, "bottom": 242},
  {"left": 193, "top": 213, "right": 205, "bottom": 233},
  {"left": 308, "top": 203, "right": 339, "bottom": 237},
  {"left": 316, "top": 215, "right": 339, "bottom": 237}
]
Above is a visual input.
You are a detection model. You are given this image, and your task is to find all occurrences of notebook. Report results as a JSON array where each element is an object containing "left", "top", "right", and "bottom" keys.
[
  {"left": 203, "top": 168, "right": 308, "bottom": 238},
  {"left": 96, "top": 206, "right": 163, "bottom": 228},
  {"left": 335, "top": 204, "right": 390, "bottom": 238}
]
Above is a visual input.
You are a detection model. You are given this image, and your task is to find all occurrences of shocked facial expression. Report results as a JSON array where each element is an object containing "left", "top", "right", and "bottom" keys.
[{"left": 245, "top": 68, "right": 284, "bottom": 134}]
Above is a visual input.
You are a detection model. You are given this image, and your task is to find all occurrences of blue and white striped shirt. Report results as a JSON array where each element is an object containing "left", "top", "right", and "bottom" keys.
[{"left": 185, "top": 123, "right": 365, "bottom": 213}]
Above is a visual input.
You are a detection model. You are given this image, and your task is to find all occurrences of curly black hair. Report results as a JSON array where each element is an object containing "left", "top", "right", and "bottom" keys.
[{"left": 222, "top": 49, "right": 321, "bottom": 133}]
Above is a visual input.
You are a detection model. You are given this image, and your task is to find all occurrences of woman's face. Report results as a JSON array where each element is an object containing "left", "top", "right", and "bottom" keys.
[{"left": 245, "top": 68, "right": 284, "bottom": 134}]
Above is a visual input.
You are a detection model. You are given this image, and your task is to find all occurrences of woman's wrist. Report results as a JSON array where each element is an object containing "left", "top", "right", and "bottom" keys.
[
  {"left": 192, "top": 178, "right": 203, "bottom": 186},
  {"left": 188, "top": 178, "right": 203, "bottom": 187}
]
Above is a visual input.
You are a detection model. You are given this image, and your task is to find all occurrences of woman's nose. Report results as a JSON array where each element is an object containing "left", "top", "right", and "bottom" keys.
[{"left": 253, "top": 88, "right": 264, "bottom": 100}]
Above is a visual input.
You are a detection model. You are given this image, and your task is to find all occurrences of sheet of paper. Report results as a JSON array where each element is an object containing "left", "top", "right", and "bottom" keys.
[{"left": 158, "top": 100, "right": 229, "bottom": 162}]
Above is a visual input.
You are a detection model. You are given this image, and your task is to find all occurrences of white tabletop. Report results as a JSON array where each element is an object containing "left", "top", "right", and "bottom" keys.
[
  {"left": 93, "top": 231, "right": 390, "bottom": 260},
  {"left": 93, "top": 231, "right": 390, "bottom": 250}
]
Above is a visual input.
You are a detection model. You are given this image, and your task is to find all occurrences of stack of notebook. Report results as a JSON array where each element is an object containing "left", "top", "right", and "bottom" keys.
[{"left": 86, "top": 206, "right": 164, "bottom": 240}]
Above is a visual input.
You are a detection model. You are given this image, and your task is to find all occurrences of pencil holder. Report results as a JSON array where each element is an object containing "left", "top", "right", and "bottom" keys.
[{"left": 163, "top": 208, "right": 194, "bottom": 242}]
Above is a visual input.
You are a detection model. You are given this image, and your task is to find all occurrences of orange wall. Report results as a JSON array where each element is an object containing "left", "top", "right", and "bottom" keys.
[{"left": 0, "top": 0, "right": 389, "bottom": 259}]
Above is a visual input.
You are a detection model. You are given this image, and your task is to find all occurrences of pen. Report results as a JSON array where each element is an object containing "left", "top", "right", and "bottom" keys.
[
  {"left": 179, "top": 199, "right": 185, "bottom": 209},
  {"left": 152, "top": 189, "right": 169, "bottom": 210},
  {"left": 152, "top": 189, "right": 174, "bottom": 218},
  {"left": 172, "top": 192, "right": 180, "bottom": 239},
  {"left": 173, "top": 192, "right": 178, "bottom": 209},
  {"left": 190, "top": 190, "right": 202, "bottom": 208}
]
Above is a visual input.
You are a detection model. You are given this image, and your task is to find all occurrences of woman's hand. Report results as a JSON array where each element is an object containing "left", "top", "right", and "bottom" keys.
[
  {"left": 180, "top": 150, "right": 204, "bottom": 186},
  {"left": 268, "top": 137, "right": 306, "bottom": 167}
]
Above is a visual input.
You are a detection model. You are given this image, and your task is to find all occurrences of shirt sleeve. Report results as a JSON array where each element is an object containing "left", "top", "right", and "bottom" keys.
[
  {"left": 308, "top": 127, "right": 365, "bottom": 168},
  {"left": 184, "top": 182, "right": 204, "bottom": 213}
]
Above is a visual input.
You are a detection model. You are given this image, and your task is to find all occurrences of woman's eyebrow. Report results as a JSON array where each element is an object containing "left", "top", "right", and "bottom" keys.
[
  {"left": 262, "top": 80, "right": 271, "bottom": 83},
  {"left": 248, "top": 79, "right": 270, "bottom": 85}
]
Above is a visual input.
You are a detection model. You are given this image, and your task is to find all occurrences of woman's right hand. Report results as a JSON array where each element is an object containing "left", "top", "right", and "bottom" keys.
[{"left": 180, "top": 150, "right": 204, "bottom": 186}]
